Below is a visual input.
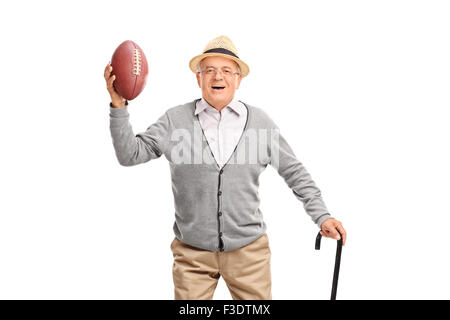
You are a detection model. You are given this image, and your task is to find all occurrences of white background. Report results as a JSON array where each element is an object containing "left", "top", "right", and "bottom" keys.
[{"left": 0, "top": 0, "right": 449, "bottom": 300}]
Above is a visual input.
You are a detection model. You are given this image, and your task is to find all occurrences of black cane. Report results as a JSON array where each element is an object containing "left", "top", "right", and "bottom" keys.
[{"left": 315, "top": 230, "right": 343, "bottom": 300}]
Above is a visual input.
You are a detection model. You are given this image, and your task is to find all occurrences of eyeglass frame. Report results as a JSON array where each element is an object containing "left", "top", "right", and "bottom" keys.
[{"left": 198, "top": 66, "right": 241, "bottom": 77}]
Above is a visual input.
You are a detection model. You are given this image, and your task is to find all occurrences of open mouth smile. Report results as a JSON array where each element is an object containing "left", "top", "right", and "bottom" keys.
[{"left": 211, "top": 85, "right": 225, "bottom": 91}]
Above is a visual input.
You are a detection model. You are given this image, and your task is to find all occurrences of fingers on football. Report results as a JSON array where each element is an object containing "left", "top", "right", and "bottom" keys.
[
  {"left": 107, "top": 74, "right": 116, "bottom": 90},
  {"left": 104, "top": 63, "right": 112, "bottom": 79}
]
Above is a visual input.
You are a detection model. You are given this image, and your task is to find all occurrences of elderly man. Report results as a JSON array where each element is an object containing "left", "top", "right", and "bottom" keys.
[{"left": 104, "top": 35, "right": 346, "bottom": 300}]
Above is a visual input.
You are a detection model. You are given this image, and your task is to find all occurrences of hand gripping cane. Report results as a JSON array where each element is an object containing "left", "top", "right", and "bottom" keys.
[{"left": 315, "top": 230, "right": 343, "bottom": 300}]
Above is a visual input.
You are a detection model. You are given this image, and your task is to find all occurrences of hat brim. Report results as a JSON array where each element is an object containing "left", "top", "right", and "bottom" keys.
[{"left": 189, "top": 52, "right": 249, "bottom": 77}]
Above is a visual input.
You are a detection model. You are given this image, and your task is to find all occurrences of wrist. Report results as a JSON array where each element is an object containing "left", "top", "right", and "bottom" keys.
[
  {"left": 318, "top": 215, "right": 333, "bottom": 229},
  {"left": 110, "top": 100, "right": 128, "bottom": 108}
]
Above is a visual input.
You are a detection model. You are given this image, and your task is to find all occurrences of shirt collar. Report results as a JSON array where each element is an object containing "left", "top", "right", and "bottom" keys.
[{"left": 195, "top": 97, "right": 245, "bottom": 116}]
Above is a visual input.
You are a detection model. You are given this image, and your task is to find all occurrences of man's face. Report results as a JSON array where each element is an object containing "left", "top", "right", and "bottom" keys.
[{"left": 196, "top": 56, "right": 242, "bottom": 110}]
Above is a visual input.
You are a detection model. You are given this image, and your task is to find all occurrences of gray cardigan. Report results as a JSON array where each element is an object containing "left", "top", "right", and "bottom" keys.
[{"left": 109, "top": 99, "right": 331, "bottom": 252}]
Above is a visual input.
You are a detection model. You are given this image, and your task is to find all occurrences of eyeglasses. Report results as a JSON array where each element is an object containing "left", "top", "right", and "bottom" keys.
[{"left": 199, "top": 67, "right": 241, "bottom": 77}]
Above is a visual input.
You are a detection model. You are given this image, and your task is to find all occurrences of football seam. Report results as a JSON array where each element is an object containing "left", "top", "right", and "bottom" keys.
[{"left": 131, "top": 42, "right": 139, "bottom": 99}]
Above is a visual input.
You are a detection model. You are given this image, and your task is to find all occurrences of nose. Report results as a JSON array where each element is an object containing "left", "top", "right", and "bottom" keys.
[{"left": 214, "top": 70, "right": 224, "bottom": 80}]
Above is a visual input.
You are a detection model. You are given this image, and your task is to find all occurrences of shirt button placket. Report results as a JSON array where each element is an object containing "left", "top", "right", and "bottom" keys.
[{"left": 218, "top": 168, "right": 224, "bottom": 252}]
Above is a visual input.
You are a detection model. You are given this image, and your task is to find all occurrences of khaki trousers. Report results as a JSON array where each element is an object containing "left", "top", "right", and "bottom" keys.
[{"left": 171, "top": 233, "right": 272, "bottom": 300}]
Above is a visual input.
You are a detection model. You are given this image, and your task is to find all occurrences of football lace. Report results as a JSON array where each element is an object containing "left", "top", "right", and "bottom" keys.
[{"left": 133, "top": 49, "right": 142, "bottom": 76}]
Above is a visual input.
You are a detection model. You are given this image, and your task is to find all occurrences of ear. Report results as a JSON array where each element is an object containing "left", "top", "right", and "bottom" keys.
[
  {"left": 196, "top": 72, "right": 202, "bottom": 88},
  {"left": 235, "top": 75, "right": 242, "bottom": 89}
]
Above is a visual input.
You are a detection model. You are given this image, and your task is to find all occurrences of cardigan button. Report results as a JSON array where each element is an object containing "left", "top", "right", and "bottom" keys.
[
  {"left": 218, "top": 191, "right": 222, "bottom": 196},
  {"left": 219, "top": 169, "right": 223, "bottom": 174},
  {"left": 219, "top": 232, "right": 223, "bottom": 237},
  {"left": 218, "top": 211, "right": 222, "bottom": 216}
]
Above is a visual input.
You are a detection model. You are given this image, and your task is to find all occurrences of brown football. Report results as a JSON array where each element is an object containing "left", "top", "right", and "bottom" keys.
[{"left": 111, "top": 40, "right": 148, "bottom": 100}]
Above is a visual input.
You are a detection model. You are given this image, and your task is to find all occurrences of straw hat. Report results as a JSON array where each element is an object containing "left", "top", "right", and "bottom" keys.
[{"left": 189, "top": 35, "right": 249, "bottom": 77}]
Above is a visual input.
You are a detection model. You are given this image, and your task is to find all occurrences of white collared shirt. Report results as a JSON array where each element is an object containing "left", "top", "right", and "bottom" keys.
[{"left": 195, "top": 98, "right": 247, "bottom": 168}]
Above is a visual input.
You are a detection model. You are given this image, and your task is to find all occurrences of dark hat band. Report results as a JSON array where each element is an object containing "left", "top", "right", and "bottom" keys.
[{"left": 203, "top": 48, "right": 239, "bottom": 59}]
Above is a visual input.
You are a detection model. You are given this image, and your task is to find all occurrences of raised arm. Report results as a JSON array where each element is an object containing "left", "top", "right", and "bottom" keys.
[
  {"left": 109, "top": 106, "right": 170, "bottom": 166},
  {"left": 104, "top": 62, "right": 171, "bottom": 166}
]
